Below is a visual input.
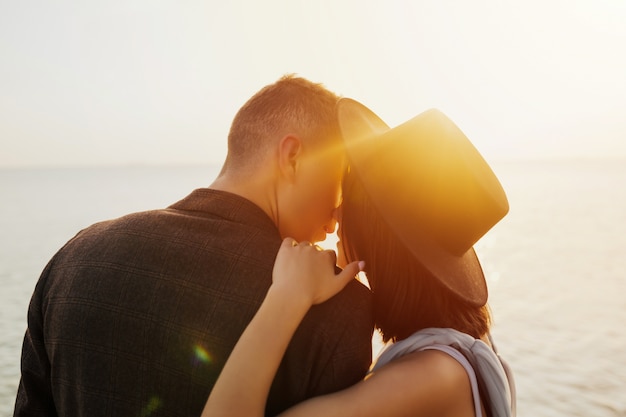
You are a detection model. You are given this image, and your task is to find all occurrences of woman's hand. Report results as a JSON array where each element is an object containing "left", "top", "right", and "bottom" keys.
[{"left": 271, "top": 238, "right": 364, "bottom": 307}]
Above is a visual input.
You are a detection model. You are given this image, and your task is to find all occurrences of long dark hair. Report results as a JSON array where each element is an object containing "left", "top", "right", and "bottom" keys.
[{"left": 340, "top": 168, "right": 491, "bottom": 343}]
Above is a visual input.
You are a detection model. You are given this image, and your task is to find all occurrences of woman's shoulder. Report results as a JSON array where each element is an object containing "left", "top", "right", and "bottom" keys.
[
  {"left": 365, "top": 349, "right": 475, "bottom": 416},
  {"left": 383, "top": 348, "right": 470, "bottom": 388}
]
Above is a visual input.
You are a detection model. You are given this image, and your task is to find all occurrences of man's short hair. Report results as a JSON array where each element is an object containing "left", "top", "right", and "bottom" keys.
[{"left": 224, "top": 75, "right": 341, "bottom": 172}]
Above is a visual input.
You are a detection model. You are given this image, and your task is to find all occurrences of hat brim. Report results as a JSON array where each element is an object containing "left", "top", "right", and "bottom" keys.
[{"left": 337, "top": 98, "right": 489, "bottom": 307}]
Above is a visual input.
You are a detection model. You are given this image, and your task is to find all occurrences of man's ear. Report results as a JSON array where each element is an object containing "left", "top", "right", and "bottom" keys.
[{"left": 277, "top": 135, "right": 302, "bottom": 182}]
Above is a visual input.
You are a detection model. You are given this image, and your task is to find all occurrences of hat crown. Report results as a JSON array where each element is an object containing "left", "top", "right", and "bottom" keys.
[{"left": 382, "top": 110, "right": 508, "bottom": 254}]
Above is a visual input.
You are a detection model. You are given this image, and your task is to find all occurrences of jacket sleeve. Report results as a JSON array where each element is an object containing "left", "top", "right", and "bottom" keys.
[
  {"left": 265, "top": 279, "right": 374, "bottom": 416},
  {"left": 13, "top": 260, "right": 58, "bottom": 417}
]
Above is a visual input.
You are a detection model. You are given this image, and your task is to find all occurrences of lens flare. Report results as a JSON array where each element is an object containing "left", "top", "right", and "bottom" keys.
[
  {"left": 139, "top": 396, "right": 162, "bottom": 417},
  {"left": 193, "top": 344, "right": 212, "bottom": 364}
]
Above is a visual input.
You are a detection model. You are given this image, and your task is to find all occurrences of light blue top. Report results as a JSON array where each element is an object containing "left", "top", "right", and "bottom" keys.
[{"left": 369, "top": 327, "right": 516, "bottom": 417}]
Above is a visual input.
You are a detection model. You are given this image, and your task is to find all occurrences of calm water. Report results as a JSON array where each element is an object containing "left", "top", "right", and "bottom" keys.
[{"left": 1, "top": 160, "right": 625, "bottom": 416}]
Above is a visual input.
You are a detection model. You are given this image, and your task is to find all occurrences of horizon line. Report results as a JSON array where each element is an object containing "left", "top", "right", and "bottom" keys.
[{"left": 1, "top": 154, "right": 625, "bottom": 170}]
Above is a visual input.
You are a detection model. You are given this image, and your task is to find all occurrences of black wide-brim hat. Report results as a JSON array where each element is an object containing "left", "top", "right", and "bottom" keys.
[{"left": 337, "top": 98, "right": 509, "bottom": 307}]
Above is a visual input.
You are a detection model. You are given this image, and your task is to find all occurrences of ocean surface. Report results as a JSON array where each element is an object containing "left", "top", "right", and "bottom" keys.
[{"left": 1, "top": 160, "right": 625, "bottom": 416}]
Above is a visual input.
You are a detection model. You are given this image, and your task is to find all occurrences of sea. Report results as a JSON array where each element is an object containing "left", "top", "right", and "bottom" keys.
[{"left": 1, "top": 159, "right": 625, "bottom": 416}]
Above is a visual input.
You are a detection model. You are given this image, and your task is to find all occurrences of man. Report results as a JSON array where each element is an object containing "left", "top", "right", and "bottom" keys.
[{"left": 14, "top": 75, "right": 374, "bottom": 417}]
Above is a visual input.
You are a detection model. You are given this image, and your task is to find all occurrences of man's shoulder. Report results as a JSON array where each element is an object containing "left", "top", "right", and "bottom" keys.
[
  {"left": 63, "top": 206, "right": 281, "bottom": 260},
  {"left": 339, "top": 278, "right": 373, "bottom": 306},
  {"left": 61, "top": 208, "right": 171, "bottom": 245},
  {"left": 307, "top": 277, "right": 373, "bottom": 327}
]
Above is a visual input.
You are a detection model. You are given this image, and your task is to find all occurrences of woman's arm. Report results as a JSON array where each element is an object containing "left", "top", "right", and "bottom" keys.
[
  {"left": 202, "top": 238, "right": 363, "bottom": 417},
  {"left": 277, "top": 348, "right": 474, "bottom": 417}
]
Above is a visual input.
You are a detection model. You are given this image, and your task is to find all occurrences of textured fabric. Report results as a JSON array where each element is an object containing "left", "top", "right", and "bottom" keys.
[
  {"left": 15, "top": 188, "right": 374, "bottom": 417},
  {"left": 370, "top": 327, "right": 516, "bottom": 417}
]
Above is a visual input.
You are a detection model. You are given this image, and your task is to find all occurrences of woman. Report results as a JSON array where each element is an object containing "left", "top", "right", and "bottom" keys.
[{"left": 203, "top": 99, "right": 516, "bottom": 417}]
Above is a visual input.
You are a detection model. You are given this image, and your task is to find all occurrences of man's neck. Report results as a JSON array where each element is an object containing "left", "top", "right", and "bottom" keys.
[{"left": 209, "top": 172, "right": 279, "bottom": 229}]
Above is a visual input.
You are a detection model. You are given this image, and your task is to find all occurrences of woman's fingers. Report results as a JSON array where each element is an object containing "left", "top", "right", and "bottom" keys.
[
  {"left": 338, "top": 261, "right": 365, "bottom": 285},
  {"left": 273, "top": 238, "right": 364, "bottom": 306}
]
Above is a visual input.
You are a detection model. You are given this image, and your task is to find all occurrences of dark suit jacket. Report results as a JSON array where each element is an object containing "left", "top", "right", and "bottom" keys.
[{"left": 15, "top": 188, "right": 373, "bottom": 417}]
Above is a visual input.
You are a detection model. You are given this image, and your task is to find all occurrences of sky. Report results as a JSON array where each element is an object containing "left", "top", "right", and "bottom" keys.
[{"left": 1, "top": 0, "right": 625, "bottom": 167}]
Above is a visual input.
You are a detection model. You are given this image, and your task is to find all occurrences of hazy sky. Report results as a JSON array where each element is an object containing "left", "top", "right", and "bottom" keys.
[{"left": 1, "top": 0, "right": 625, "bottom": 167}]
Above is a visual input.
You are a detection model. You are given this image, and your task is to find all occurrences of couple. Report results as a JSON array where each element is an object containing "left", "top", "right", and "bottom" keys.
[{"left": 15, "top": 75, "right": 515, "bottom": 417}]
